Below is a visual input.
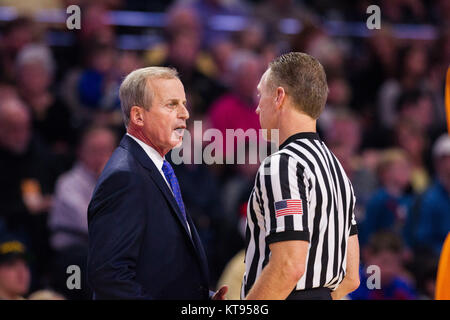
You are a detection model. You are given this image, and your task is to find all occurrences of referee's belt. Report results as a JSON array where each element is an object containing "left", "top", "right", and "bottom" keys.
[{"left": 287, "top": 287, "right": 332, "bottom": 300}]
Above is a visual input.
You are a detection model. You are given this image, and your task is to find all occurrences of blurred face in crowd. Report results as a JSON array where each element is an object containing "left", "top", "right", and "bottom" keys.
[
  {"left": 327, "top": 78, "right": 351, "bottom": 107},
  {"left": 366, "top": 250, "right": 401, "bottom": 286},
  {"left": 396, "top": 122, "right": 426, "bottom": 159},
  {"left": 234, "top": 56, "right": 262, "bottom": 103},
  {"left": 415, "top": 95, "right": 433, "bottom": 129},
  {"left": 166, "top": 6, "right": 200, "bottom": 37},
  {"left": 382, "top": 158, "right": 411, "bottom": 191},
  {"left": 239, "top": 23, "right": 264, "bottom": 52},
  {"left": 0, "top": 98, "right": 31, "bottom": 154},
  {"left": 129, "top": 78, "right": 189, "bottom": 156},
  {"left": 91, "top": 47, "right": 116, "bottom": 74},
  {"left": 369, "top": 29, "right": 396, "bottom": 68},
  {"left": 329, "top": 117, "right": 361, "bottom": 155},
  {"left": 79, "top": 129, "right": 116, "bottom": 177},
  {"left": 211, "top": 40, "right": 235, "bottom": 76},
  {"left": 404, "top": 46, "right": 427, "bottom": 77},
  {"left": 4, "top": 22, "right": 33, "bottom": 54},
  {"left": 399, "top": 95, "right": 433, "bottom": 131},
  {"left": 18, "top": 62, "right": 51, "bottom": 96},
  {"left": 256, "top": 69, "right": 279, "bottom": 142},
  {"left": 0, "top": 259, "right": 30, "bottom": 299},
  {"left": 169, "top": 33, "right": 200, "bottom": 69}
]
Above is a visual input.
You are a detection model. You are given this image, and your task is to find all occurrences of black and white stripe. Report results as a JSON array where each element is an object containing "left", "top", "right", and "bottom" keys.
[{"left": 241, "top": 132, "right": 357, "bottom": 298}]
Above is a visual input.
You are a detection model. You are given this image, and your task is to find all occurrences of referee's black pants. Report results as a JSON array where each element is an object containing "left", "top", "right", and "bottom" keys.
[{"left": 287, "top": 288, "right": 332, "bottom": 300}]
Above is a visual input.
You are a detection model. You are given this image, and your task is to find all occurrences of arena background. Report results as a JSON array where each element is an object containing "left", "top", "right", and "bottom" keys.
[{"left": 0, "top": 0, "right": 449, "bottom": 300}]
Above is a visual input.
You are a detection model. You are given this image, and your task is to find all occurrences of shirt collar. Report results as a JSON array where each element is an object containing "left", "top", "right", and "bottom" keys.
[
  {"left": 279, "top": 132, "right": 321, "bottom": 150},
  {"left": 126, "top": 133, "right": 165, "bottom": 170}
]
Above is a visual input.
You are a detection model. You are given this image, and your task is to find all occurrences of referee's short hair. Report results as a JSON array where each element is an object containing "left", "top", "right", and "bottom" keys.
[{"left": 267, "top": 52, "right": 328, "bottom": 120}]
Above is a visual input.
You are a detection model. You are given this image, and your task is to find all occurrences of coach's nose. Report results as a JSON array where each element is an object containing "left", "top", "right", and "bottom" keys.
[{"left": 179, "top": 104, "right": 190, "bottom": 120}]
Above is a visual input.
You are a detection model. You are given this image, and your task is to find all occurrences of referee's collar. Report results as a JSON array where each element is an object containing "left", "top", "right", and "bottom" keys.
[{"left": 279, "top": 132, "right": 321, "bottom": 150}]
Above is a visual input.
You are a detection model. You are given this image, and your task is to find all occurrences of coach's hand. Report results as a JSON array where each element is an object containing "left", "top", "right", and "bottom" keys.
[{"left": 212, "top": 285, "right": 228, "bottom": 300}]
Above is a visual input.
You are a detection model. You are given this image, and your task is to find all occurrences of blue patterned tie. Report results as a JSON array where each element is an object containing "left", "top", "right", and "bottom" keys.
[{"left": 162, "top": 160, "right": 187, "bottom": 223}]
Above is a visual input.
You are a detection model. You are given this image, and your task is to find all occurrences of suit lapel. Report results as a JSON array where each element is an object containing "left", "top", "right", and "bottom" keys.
[
  {"left": 185, "top": 210, "right": 210, "bottom": 282},
  {"left": 119, "top": 135, "right": 209, "bottom": 282},
  {"left": 120, "top": 135, "right": 192, "bottom": 240}
]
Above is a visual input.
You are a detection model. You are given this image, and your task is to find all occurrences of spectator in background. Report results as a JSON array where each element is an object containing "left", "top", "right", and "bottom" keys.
[
  {"left": 318, "top": 75, "right": 353, "bottom": 133},
  {"left": 0, "top": 96, "right": 57, "bottom": 290},
  {"left": 187, "top": 0, "right": 250, "bottom": 47},
  {"left": 394, "top": 118, "right": 430, "bottom": 193},
  {"left": 380, "top": 0, "right": 426, "bottom": 24},
  {"left": 62, "top": 47, "right": 141, "bottom": 134},
  {"left": 0, "top": 17, "right": 35, "bottom": 83},
  {"left": 216, "top": 249, "right": 245, "bottom": 300},
  {"left": 27, "top": 289, "right": 65, "bottom": 300},
  {"left": 255, "top": 0, "right": 317, "bottom": 48},
  {"left": 0, "top": 238, "right": 31, "bottom": 300},
  {"left": 0, "top": 81, "right": 19, "bottom": 102},
  {"left": 206, "top": 51, "right": 264, "bottom": 257},
  {"left": 233, "top": 19, "right": 266, "bottom": 53},
  {"left": 145, "top": 4, "right": 225, "bottom": 117},
  {"left": 49, "top": 126, "right": 117, "bottom": 300},
  {"left": 428, "top": 31, "right": 450, "bottom": 130},
  {"left": 360, "top": 149, "right": 413, "bottom": 245},
  {"left": 77, "top": 2, "right": 116, "bottom": 50},
  {"left": 377, "top": 45, "right": 429, "bottom": 131},
  {"left": 16, "top": 43, "right": 77, "bottom": 158},
  {"left": 395, "top": 90, "right": 435, "bottom": 133},
  {"left": 207, "top": 50, "right": 262, "bottom": 167},
  {"left": 405, "top": 246, "right": 439, "bottom": 300},
  {"left": 325, "top": 112, "right": 378, "bottom": 219},
  {"left": 77, "top": 43, "right": 121, "bottom": 114},
  {"left": 407, "top": 134, "right": 450, "bottom": 256},
  {"left": 208, "top": 37, "right": 236, "bottom": 87},
  {"left": 350, "top": 231, "right": 417, "bottom": 300},
  {"left": 351, "top": 27, "right": 398, "bottom": 116}
]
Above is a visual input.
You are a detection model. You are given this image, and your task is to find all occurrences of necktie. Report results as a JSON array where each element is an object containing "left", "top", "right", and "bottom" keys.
[{"left": 162, "top": 160, "right": 187, "bottom": 223}]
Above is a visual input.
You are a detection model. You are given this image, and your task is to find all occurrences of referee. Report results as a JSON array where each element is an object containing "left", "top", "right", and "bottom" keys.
[{"left": 242, "top": 52, "right": 360, "bottom": 300}]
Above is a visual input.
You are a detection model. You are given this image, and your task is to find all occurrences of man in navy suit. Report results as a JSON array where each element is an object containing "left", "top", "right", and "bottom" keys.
[{"left": 87, "top": 67, "right": 227, "bottom": 299}]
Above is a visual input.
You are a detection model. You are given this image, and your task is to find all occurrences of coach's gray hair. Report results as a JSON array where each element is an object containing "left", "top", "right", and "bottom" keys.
[{"left": 119, "top": 66, "right": 179, "bottom": 127}]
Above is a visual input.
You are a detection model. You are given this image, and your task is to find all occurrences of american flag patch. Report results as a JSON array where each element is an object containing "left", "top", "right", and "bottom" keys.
[{"left": 274, "top": 199, "right": 303, "bottom": 218}]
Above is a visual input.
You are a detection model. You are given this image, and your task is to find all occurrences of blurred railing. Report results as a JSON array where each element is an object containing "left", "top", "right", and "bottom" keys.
[{"left": 0, "top": 6, "right": 439, "bottom": 50}]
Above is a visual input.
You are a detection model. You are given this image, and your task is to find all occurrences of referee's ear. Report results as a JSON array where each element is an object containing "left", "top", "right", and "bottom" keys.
[{"left": 275, "top": 87, "right": 286, "bottom": 110}]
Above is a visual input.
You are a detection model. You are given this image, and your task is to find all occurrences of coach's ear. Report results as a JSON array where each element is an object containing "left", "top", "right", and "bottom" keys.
[
  {"left": 130, "top": 105, "right": 145, "bottom": 127},
  {"left": 275, "top": 87, "right": 286, "bottom": 110}
]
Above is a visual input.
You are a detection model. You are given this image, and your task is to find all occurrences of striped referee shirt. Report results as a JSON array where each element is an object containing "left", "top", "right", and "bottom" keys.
[{"left": 241, "top": 132, "right": 358, "bottom": 298}]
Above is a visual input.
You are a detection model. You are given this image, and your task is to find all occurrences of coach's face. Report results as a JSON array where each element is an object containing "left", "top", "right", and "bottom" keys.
[
  {"left": 256, "top": 69, "right": 279, "bottom": 142},
  {"left": 132, "top": 78, "right": 189, "bottom": 156}
]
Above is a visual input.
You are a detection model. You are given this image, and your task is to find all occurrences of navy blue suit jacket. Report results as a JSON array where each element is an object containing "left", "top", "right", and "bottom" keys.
[{"left": 87, "top": 135, "right": 211, "bottom": 299}]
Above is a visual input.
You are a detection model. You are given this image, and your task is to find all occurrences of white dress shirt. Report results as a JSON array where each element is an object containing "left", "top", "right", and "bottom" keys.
[
  {"left": 126, "top": 133, "right": 191, "bottom": 235},
  {"left": 126, "top": 133, "right": 171, "bottom": 189}
]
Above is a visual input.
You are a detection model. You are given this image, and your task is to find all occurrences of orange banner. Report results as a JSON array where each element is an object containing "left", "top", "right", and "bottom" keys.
[{"left": 436, "top": 233, "right": 450, "bottom": 300}]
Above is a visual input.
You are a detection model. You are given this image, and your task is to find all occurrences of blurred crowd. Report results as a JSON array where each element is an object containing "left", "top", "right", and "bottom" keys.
[{"left": 0, "top": 0, "right": 449, "bottom": 300}]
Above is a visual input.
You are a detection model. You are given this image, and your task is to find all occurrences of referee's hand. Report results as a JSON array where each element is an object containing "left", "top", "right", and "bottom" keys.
[{"left": 212, "top": 285, "right": 228, "bottom": 300}]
